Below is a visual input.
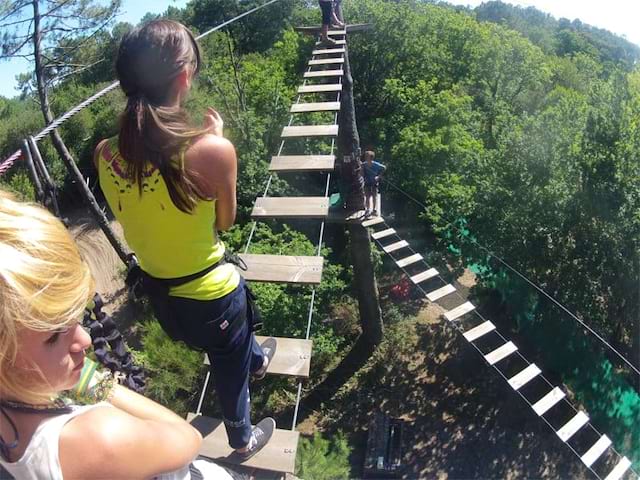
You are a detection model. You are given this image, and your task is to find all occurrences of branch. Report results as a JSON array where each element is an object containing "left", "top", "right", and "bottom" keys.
[
  {"left": 0, "top": 34, "right": 32, "bottom": 59},
  {"left": 0, "top": 16, "right": 32, "bottom": 28},
  {"left": 0, "top": 0, "right": 30, "bottom": 24}
]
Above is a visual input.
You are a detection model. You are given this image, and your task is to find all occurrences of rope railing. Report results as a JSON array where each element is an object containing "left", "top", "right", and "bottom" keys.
[
  {"left": 382, "top": 177, "right": 640, "bottom": 381},
  {"left": 0, "top": 0, "right": 283, "bottom": 177}
]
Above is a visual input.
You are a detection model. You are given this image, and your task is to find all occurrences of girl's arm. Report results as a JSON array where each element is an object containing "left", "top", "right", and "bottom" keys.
[
  {"left": 59, "top": 385, "right": 202, "bottom": 479},
  {"left": 187, "top": 134, "right": 237, "bottom": 231}
]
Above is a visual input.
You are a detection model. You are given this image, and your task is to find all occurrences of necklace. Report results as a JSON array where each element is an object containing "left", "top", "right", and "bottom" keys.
[
  {"left": 0, "top": 398, "right": 72, "bottom": 461},
  {"left": 0, "top": 398, "right": 72, "bottom": 414}
]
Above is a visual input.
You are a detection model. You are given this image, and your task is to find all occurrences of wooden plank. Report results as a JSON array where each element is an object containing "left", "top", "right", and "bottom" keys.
[
  {"left": 396, "top": 253, "right": 423, "bottom": 268},
  {"left": 297, "top": 23, "right": 372, "bottom": 34},
  {"left": 316, "top": 39, "right": 346, "bottom": 46},
  {"left": 382, "top": 240, "right": 408, "bottom": 253},
  {"left": 303, "top": 69, "right": 344, "bottom": 78},
  {"left": 371, "top": 228, "right": 395, "bottom": 240},
  {"left": 298, "top": 83, "right": 342, "bottom": 93},
  {"left": 463, "top": 320, "right": 496, "bottom": 342},
  {"left": 254, "top": 335, "right": 312, "bottom": 378},
  {"left": 410, "top": 268, "right": 438, "bottom": 285},
  {"left": 251, "top": 197, "right": 329, "bottom": 219},
  {"left": 556, "top": 411, "right": 589, "bottom": 442},
  {"left": 309, "top": 58, "right": 345, "bottom": 66},
  {"left": 203, "top": 336, "right": 313, "bottom": 378},
  {"left": 239, "top": 253, "right": 323, "bottom": 285},
  {"left": 484, "top": 341, "right": 518, "bottom": 366},
  {"left": 426, "top": 284, "right": 456, "bottom": 302},
  {"left": 328, "top": 29, "right": 346, "bottom": 35},
  {"left": 362, "top": 216, "right": 384, "bottom": 227},
  {"left": 508, "top": 364, "right": 541, "bottom": 390},
  {"left": 188, "top": 414, "right": 299, "bottom": 474},
  {"left": 312, "top": 48, "right": 345, "bottom": 55},
  {"left": 281, "top": 125, "right": 338, "bottom": 138},
  {"left": 290, "top": 101, "right": 341, "bottom": 113},
  {"left": 445, "top": 301, "right": 476, "bottom": 321},
  {"left": 581, "top": 435, "right": 612, "bottom": 468},
  {"left": 532, "top": 387, "right": 565, "bottom": 416},
  {"left": 269, "top": 155, "right": 335, "bottom": 173},
  {"left": 604, "top": 457, "right": 632, "bottom": 480}
]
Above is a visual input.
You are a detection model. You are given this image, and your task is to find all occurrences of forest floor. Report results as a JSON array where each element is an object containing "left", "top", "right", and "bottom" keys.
[{"left": 73, "top": 214, "right": 592, "bottom": 480}]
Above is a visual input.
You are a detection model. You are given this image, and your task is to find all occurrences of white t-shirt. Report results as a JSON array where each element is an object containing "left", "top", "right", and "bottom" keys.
[{"left": 0, "top": 403, "right": 232, "bottom": 480}]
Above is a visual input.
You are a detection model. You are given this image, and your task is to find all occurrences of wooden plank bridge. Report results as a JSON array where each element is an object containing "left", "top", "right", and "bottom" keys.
[{"left": 188, "top": 24, "right": 348, "bottom": 475}]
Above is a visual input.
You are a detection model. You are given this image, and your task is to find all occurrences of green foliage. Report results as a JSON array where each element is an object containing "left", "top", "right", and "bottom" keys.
[
  {"left": 295, "top": 432, "right": 351, "bottom": 480},
  {"left": 134, "top": 319, "right": 204, "bottom": 416}
]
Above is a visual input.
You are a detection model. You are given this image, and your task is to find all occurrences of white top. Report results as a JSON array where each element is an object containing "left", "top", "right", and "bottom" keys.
[{"left": 0, "top": 403, "right": 232, "bottom": 480}]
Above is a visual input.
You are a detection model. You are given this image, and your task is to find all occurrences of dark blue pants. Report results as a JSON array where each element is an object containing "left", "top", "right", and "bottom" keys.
[{"left": 152, "top": 278, "right": 264, "bottom": 448}]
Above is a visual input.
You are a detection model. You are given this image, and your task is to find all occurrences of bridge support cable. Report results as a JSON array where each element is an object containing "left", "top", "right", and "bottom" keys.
[
  {"left": 381, "top": 178, "right": 640, "bottom": 381},
  {"left": 364, "top": 213, "right": 638, "bottom": 480}
]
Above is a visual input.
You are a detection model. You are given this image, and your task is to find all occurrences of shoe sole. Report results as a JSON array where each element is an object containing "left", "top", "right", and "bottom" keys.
[{"left": 253, "top": 337, "right": 277, "bottom": 380}]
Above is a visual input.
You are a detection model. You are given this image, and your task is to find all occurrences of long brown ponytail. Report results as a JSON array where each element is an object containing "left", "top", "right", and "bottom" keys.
[{"left": 116, "top": 20, "right": 208, "bottom": 213}]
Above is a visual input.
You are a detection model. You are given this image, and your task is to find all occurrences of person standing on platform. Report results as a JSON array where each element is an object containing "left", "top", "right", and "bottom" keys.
[
  {"left": 94, "top": 20, "right": 276, "bottom": 460},
  {"left": 363, "top": 150, "right": 386, "bottom": 217},
  {"left": 319, "top": 0, "right": 345, "bottom": 46}
]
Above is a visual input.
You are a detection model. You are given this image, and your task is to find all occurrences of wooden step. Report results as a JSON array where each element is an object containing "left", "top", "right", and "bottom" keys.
[
  {"left": 444, "top": 301, "right": 476, "bottom": 321},
  {"left": 312, "top": 48, "right": 345, "bottom": 55},
  {"left": 410, "top": 268, "right": 438, "bottom": 285},
  {"left": 328, "top": 29, "right": 346, "bottom": 35},
  {"left": 269, "top": 155, "right": 335, "bottom": 173},
  {"left": 188, "top": 414, "right": 299, "bottom": 474},
  {"left": 463, "top": 320, "right": 495, "bottom": 342},
  {"left": 362, "top": 216, "right": 384, "bottom": 227},
  {"left": 371, "top": 228, "right": 395, "bottom": 240},
  {"left": 281, "top": 125, "right": 338, "bottom": 138},
  {"left": 316, "top": 39, "right": 346, "bottom": 46},
  {"left": 204, "top": 335, "right": 313, "bottom": 378},
  {"left": 395, "top": 253, "right": 423, "bottom": 268},
  {"left": 604, "top": 457, "right": 631, "bottom": 480},
  {"left": 309, "top": 58, "right": 345, "bottom": 66},
  {"left": 304, "top": 69, "right": 344, "bottom": 78},
  {"left": 532, "top": 387, "right": 565, "bottom": 416},
  {"left": 508, "top": 364, "right": 541, "bottom": 390},
  {"left": 251, "top": 197, "right": 329, "bottom": 219},
  {"left": 581, "top": 435, "right": 612, "bottom": 468},
  {"left": 239, "top": 253, "right": 323, "bottom": 284},
  {"left": 556, "top": 411, "right": 589, "bottom": 442},
  {"left": 290, "top": 101, "right": 341, "bottom": 113},
  {"left": 382, "top": 240, "right": 408, "bottom": 253},
  {"left": 484, "top": 341, "right": 517, "bottom": 365},
  {"left": 426, "top": 284, "right": 456, "bottom": 302},
  {"left": 298, "top": 83, "right": 342, "bottom": 93}
]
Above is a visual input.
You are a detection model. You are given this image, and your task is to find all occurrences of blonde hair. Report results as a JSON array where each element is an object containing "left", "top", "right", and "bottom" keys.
[{"left": 0, "top": 191, "right": 94, "bottom": 402}]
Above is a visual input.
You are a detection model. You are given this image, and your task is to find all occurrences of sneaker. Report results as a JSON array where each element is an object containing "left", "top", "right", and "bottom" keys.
[
  {"left": 372, "top": 209, "right": 378, "bottom": 216},
  {"left": 234, "top": 418, "right": 276, "bottom": 461},
  {"left": 253, "top": 337, "right": 277, "bottom": 380}
]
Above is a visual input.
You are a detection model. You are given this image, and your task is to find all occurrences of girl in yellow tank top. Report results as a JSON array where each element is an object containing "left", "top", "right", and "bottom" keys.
[{"left": 95, "top": 19, "right": 276, "bottom": 459}]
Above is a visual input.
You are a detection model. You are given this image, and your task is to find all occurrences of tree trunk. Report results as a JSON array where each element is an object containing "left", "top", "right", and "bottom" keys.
[
  {"left": 31, "top": 0, "right": 129, "bottom": 265},
  {"left": 337, "top": 24, "right": 384, "bottom": 346}
]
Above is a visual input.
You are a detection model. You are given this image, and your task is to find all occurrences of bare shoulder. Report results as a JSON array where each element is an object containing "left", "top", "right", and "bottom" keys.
[
  {"left": 187, "top": 134, "right": 236, "bottom": 170},
  {"left": 93, "top": 138, "right": 110, "bottom": 169},
  {"left": 59, "top": 406, "right": 141, "bottom": 478}
]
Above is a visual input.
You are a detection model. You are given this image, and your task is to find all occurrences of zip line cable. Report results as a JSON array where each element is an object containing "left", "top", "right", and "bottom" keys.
[
  {"left": 381, "top": 177, "right": 640, "bottom": 380},
  {"left": 368, "top": 217, "right": 639, "bottom": 480},
  {"left": 0, "top": 0, "right": 283, "bottom": 176}
]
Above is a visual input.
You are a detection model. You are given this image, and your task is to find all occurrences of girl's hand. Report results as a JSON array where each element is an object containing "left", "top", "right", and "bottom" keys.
[{"left": 204, "top": 107, "right": 224, "bottom": 137}]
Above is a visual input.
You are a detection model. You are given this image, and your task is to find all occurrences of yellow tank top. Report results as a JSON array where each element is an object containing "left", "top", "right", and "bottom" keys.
[{"left": 98, "top": 137, "right": 239, "bottom": 300}]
